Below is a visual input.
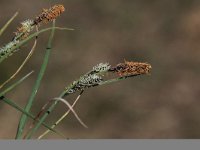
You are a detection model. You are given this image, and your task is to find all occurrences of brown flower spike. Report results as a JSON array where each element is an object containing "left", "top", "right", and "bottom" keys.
[
  {"left": 110, "top": 60, "right": 152, "bottom": 77},
  {"left": 14, "top": 4, "right": 65, "bottom": 40},
  {"left": 34, "top": 4, "right": 65, "bottom": 25}
]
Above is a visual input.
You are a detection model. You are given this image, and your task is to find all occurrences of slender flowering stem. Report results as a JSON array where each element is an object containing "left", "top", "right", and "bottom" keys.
[{"left": 26, "top": 61, "right": 151, "bottom": 139}]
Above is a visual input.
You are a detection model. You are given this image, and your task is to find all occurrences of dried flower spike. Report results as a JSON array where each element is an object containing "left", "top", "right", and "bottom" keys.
[
  {"left": 34, "top": 4, "right": 65, "bottom": 25},
  {"left": 110, "top": 60, "right": 152, "bottom": 76}
]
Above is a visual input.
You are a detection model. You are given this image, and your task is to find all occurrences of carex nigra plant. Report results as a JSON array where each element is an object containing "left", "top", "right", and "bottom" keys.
[{"left": 0, "top": 4, "right": 152, "bottom": 139}]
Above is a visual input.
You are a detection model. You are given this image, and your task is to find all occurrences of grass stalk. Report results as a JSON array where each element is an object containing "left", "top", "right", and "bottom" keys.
[
  {"left": 0, "top": 70, "right": 63, "bottom": 135},
  {"left": 0, "top": 12, "right": 18, "bottom": 37},
  {"left": 1, "top": 97, "right": 65, "bottom": 138},
  {"left": 38, "top": 91, "right": 83, "bottom": 139},
  {"left": 0, "top": 71, "right": 33, "bottom": 97},
  {"left": 0, "top": 35, "right": 38, "bottom": 89},
  {"left": 25, "top": 91, "right": 66, "bottom": 139},
  {"left": 15, "top": 20, "right": 56, "bottom": 139}
]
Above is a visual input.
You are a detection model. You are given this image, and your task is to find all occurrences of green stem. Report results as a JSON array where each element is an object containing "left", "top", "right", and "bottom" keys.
[
  {"left": 1, "top": 97, "right": 65, "bottom": 138},
  {"left": 25, "top": 91, "right": 66, "bottom": 139},
  {"left": 15, "top": 21, "right": 56, "bottom": 139},
  {"left": 0, "top": 71, "right": 33, "bottom": 97}
]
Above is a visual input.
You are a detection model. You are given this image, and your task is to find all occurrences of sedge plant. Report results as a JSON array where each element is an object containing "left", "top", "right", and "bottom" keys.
[{"left": 0, "top": 4, "right": 152, "bottom": 139}]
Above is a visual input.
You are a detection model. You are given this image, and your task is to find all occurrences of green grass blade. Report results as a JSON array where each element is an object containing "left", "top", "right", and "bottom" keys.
[
  {"left": 0, "top": 71, "right": 33, "bottom": 97},
  {"left": 0, "top": 97, "right": 65, "bottom": 138},
  {"left": 25, "top": 91, "right": 66, "bottom": 139},
  {"left": 16, "top": 20, "right": 56, "bottom": 139},
  {"left": 0, "top": 12, "right": 18, "bottom": 37},
  {"left": 0, "top": 69, "right": 65, "bottom": 138}
]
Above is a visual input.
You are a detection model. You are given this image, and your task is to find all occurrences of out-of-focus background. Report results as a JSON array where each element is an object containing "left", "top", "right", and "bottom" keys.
[{"left": 0, "top": 0, "right": 200, "bottom": 139}]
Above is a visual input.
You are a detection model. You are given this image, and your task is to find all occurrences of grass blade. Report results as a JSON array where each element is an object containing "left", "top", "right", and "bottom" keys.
[
  {"left": 15, "top": 20, "right": 56, "bottom": 139},
  {"left": 25, "top": 91, "right": 66, "bottom": 139},
  {"left": 0, "top": 97, "right": 66, "bottom": 138},
  {"left": 38, "top": 91, "right": 83, "bottom": 139},
  {"left": 0, "top": 12, "right": 18, "bottom": 37},
  {"left": 0, "top": 36, "right": 38, "bottom": 89},
  {"left": 53, "top": 97, "right": 88, "bottom": 128},
  {"left": 0, "top": 71, "right": 33, "bottom": 97}
]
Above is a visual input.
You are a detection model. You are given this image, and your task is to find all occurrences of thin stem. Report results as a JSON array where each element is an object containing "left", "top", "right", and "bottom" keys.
[
  {"left": 25, "top": 91, "right": 66, "bottom": 139},
  {"left": 1, "top": 97, "right": 65, "bottom": 138},
  {"left": 15, "top": 21, "right": 56, "bottom": 139},
  {"left": 0, "top": 12, "right": 18, "bottom": 37},
  {"left": 0, "top": 30, "right": 38, "bottom": 89},
  {"left": 38, "top": 91, "right": 83, "bottom": 139},
  {"left": 53, "top": 97, "right": 88, "bottom": 128},
  {"left": 0, "top": 71, "right": 33, "bottom": 97}
]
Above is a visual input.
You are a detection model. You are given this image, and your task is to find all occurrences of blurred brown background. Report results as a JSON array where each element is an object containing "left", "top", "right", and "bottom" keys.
[{"left": 0, "top": 0, "right": 200, "bottom": 139}]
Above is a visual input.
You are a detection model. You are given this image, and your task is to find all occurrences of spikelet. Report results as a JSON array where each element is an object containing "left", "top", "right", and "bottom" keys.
[
  {"left": 79, "top": 74, "right": 102, "bottom": 86},
  {"left": 67, "top": 74, "right": 103, "bottom": 94},
  {"left": 64, "top": 61, "right": 152, "bottom": 95},
  {"left": 34, "top": 4, "right": 65, "bottom": 25},
  {"left": 14, "top": 5, "right": 65, "bottom": 41},
  {"left": 0, "top": 39, "right": 20, "bottom": 59},
  {"left": 92, "top": 63, "right": 111, "bottom": 74},
  {"left": 110, "top": 60, "right": 152, "bottom": 76},
  {"left": 14, "top": 19, "right": 34, "bottom": 40}
]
